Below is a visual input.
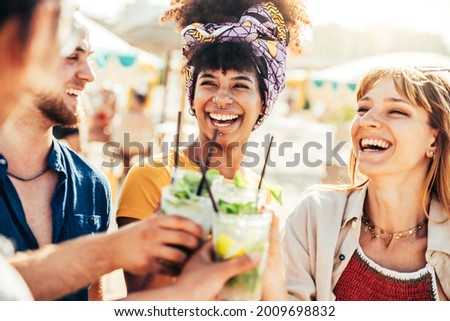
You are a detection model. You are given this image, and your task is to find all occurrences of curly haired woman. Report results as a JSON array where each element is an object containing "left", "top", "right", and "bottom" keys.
[{"left": 116, "top": 0, "right": 309, "bottom": 299}]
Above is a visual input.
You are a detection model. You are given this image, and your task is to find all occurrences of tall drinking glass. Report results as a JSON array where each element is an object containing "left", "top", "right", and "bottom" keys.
[
  {"left": 213, "top": 210, "right": 272, "bottom": 300},
  {"left": 159, "top": 168, "right": 221, "bottom": 271},
  {"left": 161, "top": 168, "right": 222, "bottom": 238},
  {"left": 211, "top": 181, "right": 271, "bottom": 300}
]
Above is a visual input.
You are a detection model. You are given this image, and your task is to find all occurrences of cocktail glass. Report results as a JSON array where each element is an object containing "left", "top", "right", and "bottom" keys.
[
  {"left": 213, "top": 210, "right": 272, "bottom": 301},
  {"left": 161, "top": 168, "right": 222, "bottom": 238},
  {"left": 211, "top": 181, "right": 271, "bottom": 300},
  {"left": 159, "top": 168, "right": 221, "bottom": 271}
]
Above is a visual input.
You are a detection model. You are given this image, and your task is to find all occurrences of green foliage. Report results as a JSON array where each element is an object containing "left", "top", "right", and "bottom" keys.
[
  {"left": 172, "top": 169, "right": 222, "bottom": 200},
  {"left": 262, "top": 184, "right": 282, "bottom": 205},
  {"left": 205, "top": 169, "right": 221, "bottom": 189},
  {"left": 231, "top": 171, "right": 283, "bottom": 206},
  {"left": 233, "top": 171, "right": 248, "bottom": 188},
  {"left": 181, "top": 170, "right": 202, "bottom": 194},
  {"left": 218, "top": 199, "right": 257, "bottom": 215}
]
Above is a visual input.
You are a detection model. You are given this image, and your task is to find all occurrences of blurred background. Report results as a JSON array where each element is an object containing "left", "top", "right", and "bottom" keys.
[{"left": 61, "top": 0, "right": 450, "bottom": 299}]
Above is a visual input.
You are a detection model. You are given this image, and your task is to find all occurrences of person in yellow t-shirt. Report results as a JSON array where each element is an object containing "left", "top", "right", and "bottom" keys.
[
  {"left": 116, "top": 0, "right": 310, "bottom": 299},
  {"left": 117, "top": 148, "right": 265, "bottom": 220}
]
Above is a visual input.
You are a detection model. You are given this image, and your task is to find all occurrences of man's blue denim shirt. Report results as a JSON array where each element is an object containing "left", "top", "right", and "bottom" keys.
[{"left": 0, "top": 138, "right": 111, "bottom": 301}]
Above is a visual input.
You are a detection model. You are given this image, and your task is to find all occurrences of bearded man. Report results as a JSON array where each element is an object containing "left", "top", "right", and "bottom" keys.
[{"left": 0, "top": 13, "right": 111, "bottom": 301}]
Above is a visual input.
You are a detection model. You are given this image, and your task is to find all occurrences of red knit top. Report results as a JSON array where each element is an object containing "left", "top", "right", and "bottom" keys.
[{"left": 334, "top": 246, "right": 437, "bottom": 301}]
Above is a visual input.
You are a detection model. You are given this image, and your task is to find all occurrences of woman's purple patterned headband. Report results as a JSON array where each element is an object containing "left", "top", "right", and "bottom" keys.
[{"left": 181, "top": 2, "right": 288, "bottom": 128}]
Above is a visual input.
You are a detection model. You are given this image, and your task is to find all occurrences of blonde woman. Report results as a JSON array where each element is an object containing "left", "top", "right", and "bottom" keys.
[{"left": 283, "top": 67, "right": 450, "bottom": 300}]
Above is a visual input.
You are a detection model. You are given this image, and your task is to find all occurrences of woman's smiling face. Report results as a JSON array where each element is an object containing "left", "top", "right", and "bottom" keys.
[
  {"left": 193, "top": 68, "right": 264, "bottom": 146},
  {"left": 351, "top": 77, "right": 437, "bottom": 179}
]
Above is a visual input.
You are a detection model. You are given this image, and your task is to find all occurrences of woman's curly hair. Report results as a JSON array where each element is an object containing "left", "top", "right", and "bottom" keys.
[{"left": 161, "top": 0, "right": 310, "bottom": 54}]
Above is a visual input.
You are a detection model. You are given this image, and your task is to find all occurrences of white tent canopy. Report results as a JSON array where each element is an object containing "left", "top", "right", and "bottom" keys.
[
  {"left": 79, "top": 14, "right": 164, "bottom": 112},
  {"left": 307, "top": 51, "right": 450, "bottom": 122},
  {"left": 82, "top": 16, "right": 139, "bottom": 68},
  {"left": 310, "top": 51, "right": 450, "bottom": 89}
]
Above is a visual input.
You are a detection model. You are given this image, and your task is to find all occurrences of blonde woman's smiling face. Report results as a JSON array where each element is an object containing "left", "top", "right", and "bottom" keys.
[{"left": 351, "top": 77, "right": 438, "bottom": 179}]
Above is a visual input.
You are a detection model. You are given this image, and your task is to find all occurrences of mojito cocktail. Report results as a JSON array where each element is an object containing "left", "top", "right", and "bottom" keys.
[
  {"left": 213, "top": 210, "right": 272, "bottom": 300},
  {"left": 161, "top": 168, "right": 222, "bottom": 238},
  {"left": 212, "top": 179, "right": 271, "bottom": 300}
]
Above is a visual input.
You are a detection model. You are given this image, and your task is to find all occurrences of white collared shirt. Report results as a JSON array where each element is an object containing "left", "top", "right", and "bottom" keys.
[{"left": 282, "top": 183, "right": 450, "bottom": 300}]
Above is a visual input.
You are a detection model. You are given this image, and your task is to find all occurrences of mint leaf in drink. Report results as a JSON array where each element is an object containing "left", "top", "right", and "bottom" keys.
[
  {"left": 218, "top": 199, "right": 256, "bottom": 214},
  {"left": 171, "top": 180, "right": 191, "bottom": 200},
  {"left": 240, "top": 201, "right": 257, "bottom": 214},
  {"left": 233, "top": 171, "right": 248, "bottom": 188},
  {"left": 172, "top": 169, "right": 224, "bottom": 198},
  {"left": 206, "top": 169, "right": 220, "bottom": 186},
  {"left": 173, "top": 189, "right": 191, "bottom": 200},
  {"left": 218, "top": 199, "right": 239, "bottom": 214},
  {"left": 182, "top": 170, "right": 202, "bottom": 193}
]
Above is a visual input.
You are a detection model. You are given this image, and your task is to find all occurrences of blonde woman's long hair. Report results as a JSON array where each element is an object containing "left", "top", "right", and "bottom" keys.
[{"left": 348, "top": 67, "right": 450, "bottom": 220}]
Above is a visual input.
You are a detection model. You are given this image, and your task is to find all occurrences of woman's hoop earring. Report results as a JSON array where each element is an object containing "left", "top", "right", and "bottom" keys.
[{"left": 189, "top": 106, "right": 196, "bottom": 116}]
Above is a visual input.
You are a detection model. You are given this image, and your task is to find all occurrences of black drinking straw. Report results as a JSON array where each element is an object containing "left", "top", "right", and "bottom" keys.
[
  {"left": 255, "top": 135, "right": 273, "bottom": 210},
  {"left": 200, "top": 163, "right": 218, "bottom": 213},
  {"left": 257, "top": 135, "right": 273, "bottom": 190},
  {"left": 196, "top": 128, "right": 218, "bottom": 195},
  {"left": 171, "top": 111, "right": 182, "bottom": 184}
]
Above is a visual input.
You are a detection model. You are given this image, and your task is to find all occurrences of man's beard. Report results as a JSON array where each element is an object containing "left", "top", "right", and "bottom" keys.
[{"left": 35, "top": 92, "right": 80, "bottom": 127}]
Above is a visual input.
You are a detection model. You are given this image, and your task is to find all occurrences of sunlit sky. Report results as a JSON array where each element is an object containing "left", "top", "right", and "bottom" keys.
[{"left": 76, "top": 0, "right": 450, "bottom": 43}]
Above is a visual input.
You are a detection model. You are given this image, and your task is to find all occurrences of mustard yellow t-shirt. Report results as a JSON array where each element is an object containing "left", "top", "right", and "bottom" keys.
[
  {"left": 117, "top": 149, "right": 198, "bottom": 220},
  {"left": 116, "top": 149, "right": 268, "bottom": 220}
]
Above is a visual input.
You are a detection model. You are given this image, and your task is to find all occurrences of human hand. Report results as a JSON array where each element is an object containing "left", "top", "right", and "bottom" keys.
[
  {"left": 111, "top": 215, "right": 204, "bottom": 275},
  {"left": 170, "top": 241, "right": 261, "bottom": 301},
  {"left": 261, "top": 210, "right": 288, "bottom": 300}
]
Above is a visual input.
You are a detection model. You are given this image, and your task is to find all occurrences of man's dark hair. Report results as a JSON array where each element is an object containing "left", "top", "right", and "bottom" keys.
[{"left": 0, "top": 0, "right": 40, "bottom": 46}]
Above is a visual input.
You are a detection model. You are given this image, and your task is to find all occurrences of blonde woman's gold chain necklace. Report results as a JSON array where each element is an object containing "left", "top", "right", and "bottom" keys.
[{"left": 361, "top": 213, "right": 427, "bottom": 245}]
